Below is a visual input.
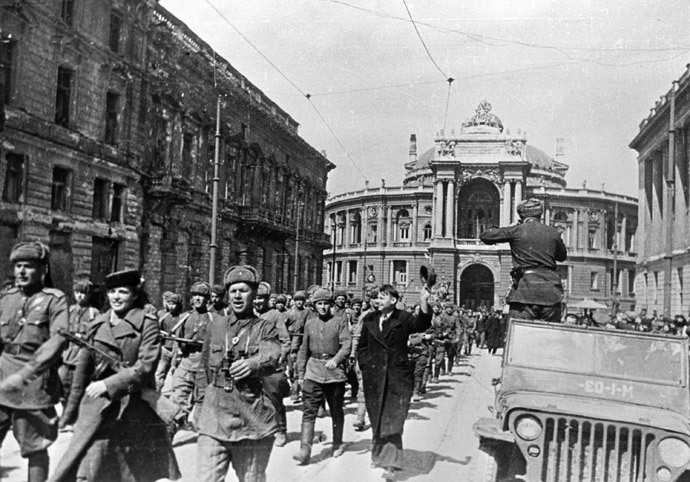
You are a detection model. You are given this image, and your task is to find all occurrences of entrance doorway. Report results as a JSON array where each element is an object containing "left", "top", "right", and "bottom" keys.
[{"left": 460, "top": 264, "right": 494, "bottom": 309}]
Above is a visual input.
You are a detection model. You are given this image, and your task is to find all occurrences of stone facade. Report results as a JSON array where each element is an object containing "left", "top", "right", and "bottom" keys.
[
  {"left": 630, "top": 64, "right": 690, "bottom": 317},
  {"left": 324, "top": 102, "right": 638, "bottom": 314},
  {"left": 0, "top": 1, "right": 332, "bottom": 306}
]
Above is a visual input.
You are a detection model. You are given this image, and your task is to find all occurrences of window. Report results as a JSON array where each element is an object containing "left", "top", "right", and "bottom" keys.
[
  {"left": 3, "top": 153, "right": 23, "bottom": 202},
  {"left": 61, "top": 0, "right": 74, "bottom": 26},
  {"left": 104, "top": 91, "right": 120, "bottom": 145},
  {"left": 392, "top": 260, "right": 408, "bottom": 286},
  {"left": 182, "top": 133, "right": 193, "bottom": 178},
  {"left": 654, "top": 271, "right": 659, "bottom": 302},
  {"left": 55, "top": 66, "right": 72, "bottom": 127},
  {"left": 51, "top": 167, "right": 70, "bottom": 212},
  {"left": 348, "top": 260, "right": 357, "bottom": 284},
  {"left": 368, "top": 223, "right": 377, "bottom": 243},
  {"left": 399, "top": 222, "right": 410, "bottom": 241},
  {"left": 590, "top": 271, "right": 599, "bottom": 291},
  {"left": 423, "top": 223, "right": 432, "bottom": 241},
  {"left": 0, "top": 37, "right": 14, "bottom": 105},
  {"left": 628, "top": 270, "right": 636, "bottom": 296},
  {"left": 110, "top": 183, "right": 125, "bottom": 222},
  {"left": 587, "top": 228, "right": 597, "bottom": 250},
  {"left": 93, "top": 178, "right": 108, "bottom": 220},
  {"left": 678, "top": 268, "right": 684, "bottom": 310},
  {"left": 109, "top": 11, "right": 122, "bottom": 53},
  {"left": 334, "top": 261, "right": 342, "bottom": 285}
]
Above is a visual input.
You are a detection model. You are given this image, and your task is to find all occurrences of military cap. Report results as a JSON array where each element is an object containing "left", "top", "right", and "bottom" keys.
[
  {"left": 516, "top": 198, "right": 543, "bottom": 218},
  {"left": 351, "top": 297, "right": 363, "bottom": 305},
  {"left": 334, "top": 290, "right": 348, "bottom": 299},
  {"left": 275, "top": 294, "right": 287, "bottom": 304},
  {"left": 105, "top": 269, "right": 141, "bottom": 290},
  {"left": 312, "top": 288, "right": 333, "bottom": 303},
  {"left": 257, "top": 281, "right": 272, "bottom": 297},
  {"left": 190, "top": 282, "right": 211, "bottom": 296},
  {"left": 211, "top": 284, "right": 225, "bottom": 296},
  {"left": 369, "top": 288, "right": 379, "bottom": 298},
  {"left": 223, "top": 265, "right": 260, "bottom": 288},
  {"left": 269, "top": 292, "right": 278, "bottom": 300},
  {"left": 168, "top": 293, "right": 182, "bottom": 303},
  {"left": 73, "top": 280, "right": 93, "bottom": 293},
  {"left": 162, "top": 291, "right": 174, "bottom": 301},
  {"left": 10, "top": 241, "right": 50, "bottom": 265},
  {"left": 293, "top": 290, "right": 307, "bottom": 301}
]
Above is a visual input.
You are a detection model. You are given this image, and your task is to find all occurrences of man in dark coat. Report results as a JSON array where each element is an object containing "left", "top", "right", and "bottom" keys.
[
  {"left": 480, "top": 198, "right": 567, "bottom": 323},
  {"left": 357, "top": 284, "right": 431, "bottom": 480}
]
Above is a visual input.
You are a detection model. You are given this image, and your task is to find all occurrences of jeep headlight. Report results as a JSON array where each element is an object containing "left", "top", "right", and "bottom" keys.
[
  {"left": 658, "top": 437, "right": 690, "bottom": 468},
  {"left": 514, "top": 415, "right": 542, "bottom": 441}
]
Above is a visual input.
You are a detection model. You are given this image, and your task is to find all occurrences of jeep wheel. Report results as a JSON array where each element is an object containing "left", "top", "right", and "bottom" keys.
[{"left": 470, "top": 440, "right": 526, "bottom": 482}]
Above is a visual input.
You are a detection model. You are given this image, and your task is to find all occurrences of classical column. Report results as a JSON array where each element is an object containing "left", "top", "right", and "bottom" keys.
[
  {"left": 344, "top": 209, "right": 351, "bottom": 248},
  {"left": 620, "top": 215, "right": 627, "bottom": 252},
  {"left": 377, "top": 205, "right": 384, "bottom": 247},
  {"left": 572, "top": 209, "right": 579, "bottom": 249},
  {"left": 544, "top": 205, "right": 551, "bottom": 226},
  {"left": 387, "top": 205, "right": 393, "bottom": 245},
  {"left": 412, "top": 202, "right": 418, "bottom": 246},
  {"left": 434, "top": 181, "right": 444, "bottom": 237},
  {"left": 514, "top": 180, "right": 523, "bottom": 209},
  {"left": 445, "top": 179, "right": 455, "bottom": 238},
  {"left": 502, "top": 181, "right": 511, "bottom": 226}
]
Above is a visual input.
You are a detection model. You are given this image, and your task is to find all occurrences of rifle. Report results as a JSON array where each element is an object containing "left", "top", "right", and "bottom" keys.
[
  {"left": 160, "top": 331, "right": 204, "bottom": 346},
  {"left": 57, "top": 328, "right": 183, "bottom": 429}
]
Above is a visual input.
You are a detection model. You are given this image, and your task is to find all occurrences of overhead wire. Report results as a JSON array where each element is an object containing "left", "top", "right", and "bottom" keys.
[{"left": 203, "top": 0, "right": 369, "bottom": 182}]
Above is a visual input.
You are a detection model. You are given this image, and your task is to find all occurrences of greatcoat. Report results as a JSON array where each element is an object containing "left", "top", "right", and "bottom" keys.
[{"left": 357, "top": 308, "right": 431, "bottom": 438}]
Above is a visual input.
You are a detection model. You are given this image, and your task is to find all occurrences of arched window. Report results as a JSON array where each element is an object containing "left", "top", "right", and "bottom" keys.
[
  {"left": 423, "top": 223, "right": 432, "bottom": 241},
  {"left": 396, "top": 208, "right": 411, "bottom": 242}
]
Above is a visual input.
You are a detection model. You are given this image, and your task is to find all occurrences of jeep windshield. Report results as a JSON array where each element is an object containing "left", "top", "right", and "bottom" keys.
[{"left": 508, "top": 322, "right": 686, "bottom": 386}]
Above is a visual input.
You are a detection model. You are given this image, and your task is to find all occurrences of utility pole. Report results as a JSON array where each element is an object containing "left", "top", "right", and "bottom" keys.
[
  {"left": 209, "top": 94, "right": 221, "bottom": 283},
  {"left": 611, "top": 201, "right": 619, "bottom": 316}
]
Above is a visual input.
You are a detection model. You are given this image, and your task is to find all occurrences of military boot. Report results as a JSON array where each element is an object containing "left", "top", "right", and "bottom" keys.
[
  {"left": 332, "top": 420, "right": 345, "bottom": 457},
  {"left": 292, "top": 421, "right": 315, "bottom": 465}
]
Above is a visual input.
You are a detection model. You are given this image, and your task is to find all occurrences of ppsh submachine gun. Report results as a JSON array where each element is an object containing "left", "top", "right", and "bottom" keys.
[{"left": 57, "top": 328, "right": 183, "bottom": 428}]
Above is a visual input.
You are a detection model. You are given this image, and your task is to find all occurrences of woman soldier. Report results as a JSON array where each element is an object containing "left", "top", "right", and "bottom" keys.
[{"left": 50, "top": 269, "right": 180, "bottom": 482}]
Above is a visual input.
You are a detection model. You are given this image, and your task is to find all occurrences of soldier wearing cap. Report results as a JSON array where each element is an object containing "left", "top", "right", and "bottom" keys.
[
  {"left": 481, "top": 198, "right": 567, "bottom": 323},
  {"left": 59, "top": 280, "right": 99, "bottom": 422},
  {"left": 293, "top": 288, "right": 352, "bottom": 465},
  {"left": 158, "top": 291, "right": 174, "bottom": 319},
  {"left": 208, "top": 284, "right": 228, "bottom": 316},
  {"left": 196, "top": 265, "right": 281, "bottom": 482},
  {"left": 0, "top": 241, "right": 69, "bottom": 482},
  {"left": 286, "top": 290, "right": 309, "bottom": 403},
  {"left": 255, "top": 283, "right": 291, "bottom": 447},
  {"left": 170, "top": 281, "right": 213, "bottom": 429},
  {"left": 155, "top": 292, "right": 183, "bottom": 393}
]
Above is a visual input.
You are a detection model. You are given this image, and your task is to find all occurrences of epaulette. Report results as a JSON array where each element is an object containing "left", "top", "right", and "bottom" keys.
[{"left": 42, "top": 287, "right": 66, "bottom": 298}]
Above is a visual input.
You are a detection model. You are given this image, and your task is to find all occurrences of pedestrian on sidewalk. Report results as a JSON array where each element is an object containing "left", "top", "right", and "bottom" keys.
[
  {"left": 196, "top": 265, "right": 282, "bottom": 482},
  {"left": 357, "top": 284, "right": 431, "bottom": 480},
  {"left": 293, "top": 288, "right": 352, "bottom": 465}
]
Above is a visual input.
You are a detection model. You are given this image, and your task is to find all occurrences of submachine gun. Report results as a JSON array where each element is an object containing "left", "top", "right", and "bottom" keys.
[
  {"left": 160, "top": 331, "right": 204, "bottom": 347},
  {"left": 57, "top": 328, "right": 183, "bottom": 428}
]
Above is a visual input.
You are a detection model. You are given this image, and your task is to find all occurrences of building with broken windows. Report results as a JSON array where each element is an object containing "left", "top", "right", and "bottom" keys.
[
  {"left": 324, "top": 102, "right": 638, "bottom": 314},
  {"left": 0, "top": 0, "right": 332, "bottom": 305}
]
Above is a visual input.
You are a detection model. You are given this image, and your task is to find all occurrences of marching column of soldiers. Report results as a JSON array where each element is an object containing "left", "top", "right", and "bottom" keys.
[{"left": 0, "top": 240, "right": 503, "bottom": 482}]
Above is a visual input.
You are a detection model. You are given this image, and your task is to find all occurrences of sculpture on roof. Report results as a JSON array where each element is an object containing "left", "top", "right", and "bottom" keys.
[{"left": 462, "top": 100, "right": 503, "bottom": 132}]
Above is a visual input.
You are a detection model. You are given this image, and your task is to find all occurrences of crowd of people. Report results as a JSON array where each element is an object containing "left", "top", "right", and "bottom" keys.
[{"left": 0, "top": 240, "right": 496, "bottom": 482}]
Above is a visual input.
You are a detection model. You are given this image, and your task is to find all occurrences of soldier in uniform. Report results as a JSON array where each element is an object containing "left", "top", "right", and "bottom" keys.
[
  {"left": 209, "top": 284, "right": 228, "bottom": 316},
  {"left": 0, "top": 242, "right": 69, "bottom": 482},
  {"left": 480, "top": 198, "right": 567, "bottom": 323},
  {"left": 286, "top": 290, "right": 309, "bottom": 403},
  {"left": 408, "top": 331, "right": 432, "bottom": 402},
  {"left": 170, "top": 281, "right": 213, "bottom": 429},
  {"left": 345, "top": 297, "right": 363, "bottom": 401},
  {"left": 196, "top": 265, "right": 281, "bottom": 482},
  {"left": 59, "top": 280, "right": 99, "bottom": 422},
  {"left": 155, "top": 292, "right": 183, "bottom": 393},
  {"left": 293, "top": 288, "right": 351, "bottom": 465},
  {"left": 255, "top": 284, "right": 291, "bottom": 447},
  {"left": 429, "top": 303, "right": 451, "bottom": 383}
]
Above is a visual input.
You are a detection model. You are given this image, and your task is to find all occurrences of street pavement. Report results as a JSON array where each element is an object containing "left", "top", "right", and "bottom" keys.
[{"left": 0, "top": 349, "right": 503, "bottom": 481}]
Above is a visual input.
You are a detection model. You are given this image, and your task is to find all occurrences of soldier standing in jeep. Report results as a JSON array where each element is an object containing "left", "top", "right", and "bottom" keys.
[{"left": 480, "top": 198, "right": 567, "bottom": 323}]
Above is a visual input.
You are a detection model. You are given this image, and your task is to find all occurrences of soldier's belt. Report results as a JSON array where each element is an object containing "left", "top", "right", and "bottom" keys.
[
  {"left": 311, "top": 353, "right": 336, "bottom": 360},
  {"left": 4, "top": 343, "right": 36, "bottom": 356}
]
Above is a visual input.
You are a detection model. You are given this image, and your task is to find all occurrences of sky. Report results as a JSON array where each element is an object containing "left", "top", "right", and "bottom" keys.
[{"left": 160, "top": 0, "right": 690, "bottom": 198}]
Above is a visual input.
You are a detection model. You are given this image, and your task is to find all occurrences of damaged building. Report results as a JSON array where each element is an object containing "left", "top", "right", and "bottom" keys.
[{"left": 0, "top": 0, "right": 333, "bottom": 305}]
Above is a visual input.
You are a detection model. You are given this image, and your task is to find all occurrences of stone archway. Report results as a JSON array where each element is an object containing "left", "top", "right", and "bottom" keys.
[{"left": 459, "top": 264, "right": 494, "bottom": 309}]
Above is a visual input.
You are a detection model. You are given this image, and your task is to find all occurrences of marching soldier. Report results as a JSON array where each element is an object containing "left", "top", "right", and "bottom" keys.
[
  {"left": 59, "top": 280, "right": 99, "bottom": 422},
  {"left": 208, "top": 284, "right": 228, "bottom": 316},
  {"left": 170, "top": 281, "right": 212, "bottom": 429},
  {"left": 0, "top": 241, "right": 69, "bottom": 482},
  {"left": 196, "top": 265, "right": 281, "bottom": 482},
  {"left": 286, "top": 290, "right": 309, "bottom": 403},
  {"left": 156, "top": 292, "right": 184, "bottom": 393}
]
